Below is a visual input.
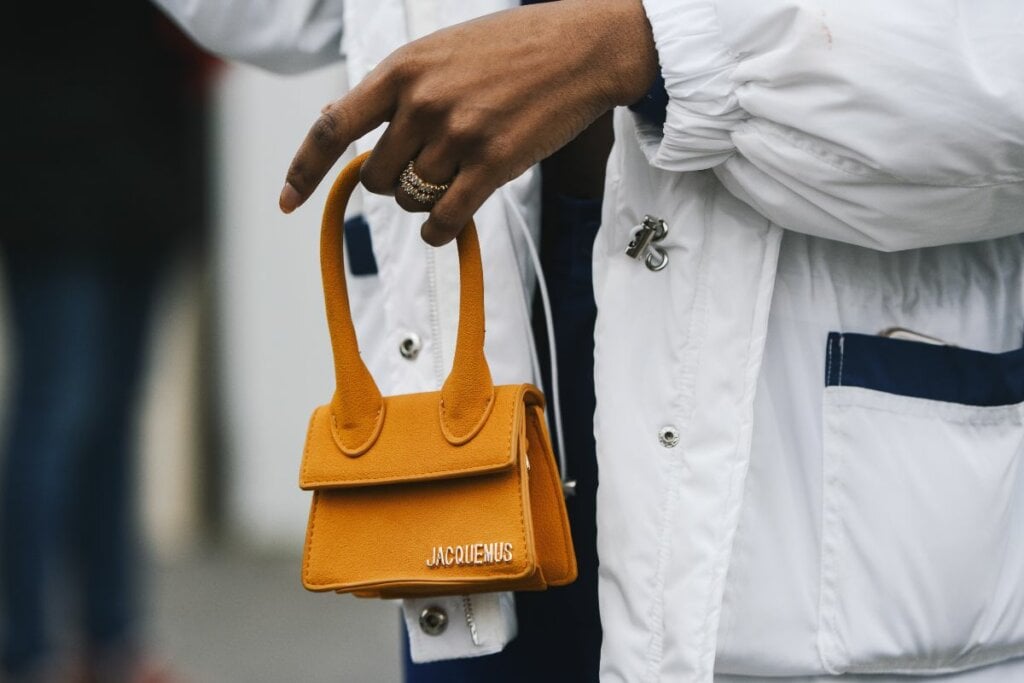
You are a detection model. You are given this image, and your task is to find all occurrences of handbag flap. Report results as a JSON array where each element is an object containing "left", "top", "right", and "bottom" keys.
[{"left": 300, "top": 384, "right": 539, "bottom": 489}]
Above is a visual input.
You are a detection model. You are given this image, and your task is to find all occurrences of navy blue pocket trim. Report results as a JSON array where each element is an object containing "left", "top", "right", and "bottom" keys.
[
  {"left": 344, "top": 215, "right": 378, "bottom": 276},
  {"left": 825, "top": 332, "right": 1024, "bottom": 407}
]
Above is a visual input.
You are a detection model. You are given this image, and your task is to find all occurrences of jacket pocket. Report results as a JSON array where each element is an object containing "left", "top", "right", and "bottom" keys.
[{"left": 818, "top": 333, "right": 1024, "bottom": 675}]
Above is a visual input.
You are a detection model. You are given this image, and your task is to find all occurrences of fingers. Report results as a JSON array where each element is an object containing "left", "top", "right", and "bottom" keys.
[
  {"left": 280, "top": 73, "right": 397, "bottom": 213},
  {"left": 359, "top": 111, "right": 422, "bottom": 197},
  {"left": 394, "top": 143, "right": 461, "bottom": 213},
  {"left": 420, "top": 165, "right": 497, "bottom": 246}
]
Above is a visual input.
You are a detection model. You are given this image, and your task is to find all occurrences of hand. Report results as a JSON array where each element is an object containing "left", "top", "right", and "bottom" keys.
[{"left": 279, "top": 0, "right": 657, "bottom": 245}]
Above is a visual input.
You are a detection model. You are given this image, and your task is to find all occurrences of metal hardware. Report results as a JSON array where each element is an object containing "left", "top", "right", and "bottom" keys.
[
  {"left": 626, "top": 215, "right": 669, "bottom": 272},
  {"left": 658, "top": 426, "right": 679, "bottom": 448},
  {"left": 645, "top": 247, "right": 669, "bottom": 272},
  {"left": 419, "top": 606, "right": 449, "bottom": 636},
  {"left": 879, "top": 326, "right": 952, "bottom": 346},
  {"left": 462, "top": 596, "right": 481, "bottom": 646},
  {"left": 626, "top": 215, "right": 667, "bottom": 258},
  {"left": 399, "top": 333, "right": 422, "bottom": 360},
  {"left": 562, "top": 479, "right": 578, "bottom": 497}
]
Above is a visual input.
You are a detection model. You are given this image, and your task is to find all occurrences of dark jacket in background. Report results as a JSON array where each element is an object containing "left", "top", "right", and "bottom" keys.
[{"left": 3, "top": 1, "right": 214, "bottom": 249}]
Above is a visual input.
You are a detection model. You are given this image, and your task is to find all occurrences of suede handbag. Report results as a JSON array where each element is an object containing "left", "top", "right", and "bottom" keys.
[{"left": 299, "top": 152, "right": 577, "bottom": 598}]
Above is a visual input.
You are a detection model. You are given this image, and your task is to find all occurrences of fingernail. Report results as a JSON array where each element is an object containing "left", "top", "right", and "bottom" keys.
[{"left": 279, "top": 183, "right": 302, "bottom": 214}]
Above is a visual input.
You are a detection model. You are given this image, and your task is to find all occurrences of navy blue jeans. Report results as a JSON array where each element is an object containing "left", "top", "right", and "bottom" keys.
[
  {"left": 0, "top": 245, "right": 159, "bottom": 675},
  {"left": 404, "top": 195, "right": 603, "bottom": 682}
]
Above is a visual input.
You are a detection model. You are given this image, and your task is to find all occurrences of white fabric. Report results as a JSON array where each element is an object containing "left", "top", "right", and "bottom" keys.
[
  {"left": 155, "top": 0, "right": 1024, "bottom": 678},
  {"left": 638, "top": 0, "right": 1024, "bottom": 251},
  {"left": 402, "top": 593, "right": 518, "bottom": 662},
  {"left": 716, "top": 231, "right": 1024, "bottom": 679},
  {"left": 602, "top": 1, "right": 1024, "bottom": 677},
  {"left": 155, "top": 0, "right": 347, "bottom": 73}
]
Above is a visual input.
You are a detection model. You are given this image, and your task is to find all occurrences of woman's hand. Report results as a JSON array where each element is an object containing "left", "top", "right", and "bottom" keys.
[{"left": 279, "top": 0, "right": 657, "bottom": 245}]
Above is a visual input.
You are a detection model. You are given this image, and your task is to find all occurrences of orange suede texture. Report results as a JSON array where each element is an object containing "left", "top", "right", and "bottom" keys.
[{"left": 299, "top": 153, "right": 576, "bottom": 598}]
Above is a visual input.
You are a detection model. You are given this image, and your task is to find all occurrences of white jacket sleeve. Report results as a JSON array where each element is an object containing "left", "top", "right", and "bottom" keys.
[
  {"left": 153, "top": 0, "right": 345, "bottom": 74},
  {"left": 637, "top": 0, "right": 1024, "bottom": 252}
]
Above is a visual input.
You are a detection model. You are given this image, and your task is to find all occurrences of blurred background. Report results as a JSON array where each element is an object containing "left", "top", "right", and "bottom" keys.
[{"left": 1, "top": 7, "right": 399, "bottom": 682}]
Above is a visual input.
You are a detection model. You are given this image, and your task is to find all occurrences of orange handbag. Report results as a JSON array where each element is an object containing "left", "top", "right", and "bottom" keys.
[{"left": 299, "top": 152, "right": 577, "bottom": 598}]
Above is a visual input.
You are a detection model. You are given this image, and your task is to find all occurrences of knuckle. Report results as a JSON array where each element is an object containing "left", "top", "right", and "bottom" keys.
[
  {"left": 395, "top": 192, "right": 427, "bottom": 214},
  {"left": 480, "top": 141, "right": 520, "bottom": 185},
  {"left": 429, "top": 203, "right": 464, "bottom": 232},
  {"left": 406, "top": 86, "right": 444, "bottom": 118},
  {"left": 382, "top": 50, "right": 414, "bottom": 85},
  {"left": 360, "top": 162, "right": 390, "bottom": 195},
  {"left": 482, "top": 136, "right": 512, "bottom": 165},
  {"left": 311, "top": 110, "right": 344, "bottom": 150},
  {"left": 446, "top": 116, "right": 485, "bottom": 148}
]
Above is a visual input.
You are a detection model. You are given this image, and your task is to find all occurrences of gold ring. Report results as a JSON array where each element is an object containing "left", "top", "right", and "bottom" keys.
[{"left": 399, "top": 161, "right": 450, "bottom": 206}]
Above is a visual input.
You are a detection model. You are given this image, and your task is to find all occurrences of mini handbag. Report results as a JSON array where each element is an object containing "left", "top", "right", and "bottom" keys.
[{"left": 299, "top": 152, "right": 577, "bottom": 598}]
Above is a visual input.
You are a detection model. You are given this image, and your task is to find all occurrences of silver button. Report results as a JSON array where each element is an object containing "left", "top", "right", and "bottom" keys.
[
  {"left": 399, "top": 333, "right": 422, "bottom": 360},
  {"left": 658, "top": 426, "right": 679, "bottom": 448},
  {"left": 419, "top": 606, "right": 448, "bottom": 636}
]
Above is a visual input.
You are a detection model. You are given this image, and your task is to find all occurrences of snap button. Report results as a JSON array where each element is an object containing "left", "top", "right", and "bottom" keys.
[
  {"left": 399, "top": 333, "right": 422, "bottom": 360},
  {"left": 419, "top": 605, "right": 448, "bottom": 636},
  {"left": 658, "top": 426, "right": 679, "bottom": 448}
]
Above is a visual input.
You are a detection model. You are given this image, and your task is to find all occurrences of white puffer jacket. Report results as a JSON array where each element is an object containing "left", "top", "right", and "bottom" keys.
[{"left": 158, "top": 0, "right": 1024, "bottom": 680}]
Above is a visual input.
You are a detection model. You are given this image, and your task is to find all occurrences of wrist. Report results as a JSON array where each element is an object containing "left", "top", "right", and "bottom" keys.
[{"left": 593, "top": 0, "right": 660, "bottom": 106}]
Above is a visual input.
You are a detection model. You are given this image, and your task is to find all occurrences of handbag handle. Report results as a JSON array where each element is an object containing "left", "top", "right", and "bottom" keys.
[{"left": 320, "top": 151, "right": 495, "bottom": 455}]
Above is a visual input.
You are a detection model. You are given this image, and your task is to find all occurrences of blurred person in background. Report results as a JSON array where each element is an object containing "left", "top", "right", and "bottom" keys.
[{"left": 0, "top": 3, "right": 211, "bottom": 681}]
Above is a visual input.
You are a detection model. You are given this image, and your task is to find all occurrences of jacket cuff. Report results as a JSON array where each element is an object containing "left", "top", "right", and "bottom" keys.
[
  {"left": 637, "top": 0, "right": 745, "bottom": 171},
  {"left": 403, "top": 593, "right": 517, "bottom": 663}
]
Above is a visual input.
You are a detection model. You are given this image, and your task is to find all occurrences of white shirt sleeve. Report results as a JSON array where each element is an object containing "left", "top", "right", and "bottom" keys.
[
  {"left": 637, "top": 0, "right": 1024, "bottom": 252},
  {"left": 153, "top": 0, "right": 345, "bottom": 74},
  {"left": 402, "top": 593, "right": 518, "bottom": 663}
]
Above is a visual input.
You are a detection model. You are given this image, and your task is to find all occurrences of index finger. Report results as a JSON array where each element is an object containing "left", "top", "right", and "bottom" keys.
[{"left": 279, "top": 71, "right": 397, "bottom": 213}]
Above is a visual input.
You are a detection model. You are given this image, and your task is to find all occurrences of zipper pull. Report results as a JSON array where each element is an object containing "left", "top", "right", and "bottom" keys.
[{"left": 626, "top": 215, "right": 669, "bottom": 271}]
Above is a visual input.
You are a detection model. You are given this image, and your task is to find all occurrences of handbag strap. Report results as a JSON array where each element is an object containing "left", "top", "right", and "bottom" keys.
[{"left": 320, "top": 152, "right": 495, "bottom": 455}]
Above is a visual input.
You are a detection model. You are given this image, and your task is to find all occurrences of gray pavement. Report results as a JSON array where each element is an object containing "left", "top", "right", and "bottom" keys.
[{"left": 151, "top": 551, "right": 402, "bottom": 683}]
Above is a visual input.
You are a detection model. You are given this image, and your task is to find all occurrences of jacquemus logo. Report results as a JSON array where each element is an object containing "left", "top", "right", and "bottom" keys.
[{"left": 426, "top": 542, "right": 514, "bottom": 568}]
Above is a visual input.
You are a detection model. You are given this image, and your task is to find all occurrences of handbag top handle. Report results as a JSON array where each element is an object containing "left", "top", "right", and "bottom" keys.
[{"left": 320, "top": 151, "right": 495, "bottom": 456}]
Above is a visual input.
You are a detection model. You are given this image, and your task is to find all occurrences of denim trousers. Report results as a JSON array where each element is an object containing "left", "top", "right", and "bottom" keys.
[
  {"left": 404, "top": 195, "right": 604, "bottom": 682},
  {"left": 0, "top": 245, "right": 159, "bottom": 675}
]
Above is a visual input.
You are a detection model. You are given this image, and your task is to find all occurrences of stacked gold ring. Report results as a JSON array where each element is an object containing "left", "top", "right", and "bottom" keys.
[{"left": 399, "top": 161, "right": 450, "bottom": 206}]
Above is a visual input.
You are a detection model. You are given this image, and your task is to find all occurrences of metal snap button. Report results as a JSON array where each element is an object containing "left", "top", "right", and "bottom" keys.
[
  {"left": 419, "top": 605, "right": 448, "bottom": 636},
  {"left": 399, "top": 333, "right": 422, "bottom": 360},
  {"left": 658, "top": 426, "right": 679, "bottom": 448}
]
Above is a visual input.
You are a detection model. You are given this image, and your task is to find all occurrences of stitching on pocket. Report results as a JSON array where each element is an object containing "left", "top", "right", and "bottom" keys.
[
  {"left": 818, "top": 404, "right": 848, "bottom": 674},
  {"left": 819, "top": 387, "right": 1024, "bottom": 674}
]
